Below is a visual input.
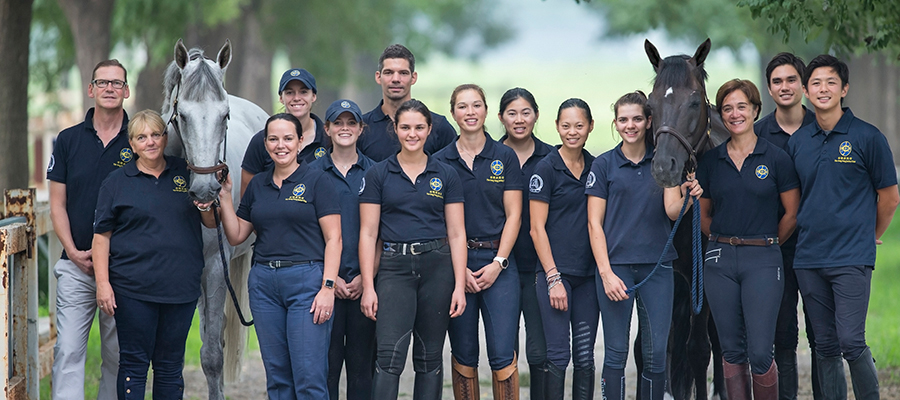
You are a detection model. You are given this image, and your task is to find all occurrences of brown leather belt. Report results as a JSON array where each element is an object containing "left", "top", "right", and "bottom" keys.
[
  {"left": 709, "top": 235, "right": 778, "bottom": 246},
  {"left": 467, "top": 239, "right": 501, "bottom": 249}
]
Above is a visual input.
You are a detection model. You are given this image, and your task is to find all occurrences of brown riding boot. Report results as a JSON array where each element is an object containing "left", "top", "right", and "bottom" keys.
[
  {"left": 452, "top": 356, "right": 480, "bottom": 400},
  {"left": 724, "top": 359, "right": 752, "bottom": 400},
  {"left": 752, "top": 361, "right": 779, "bottom": 400},
  {"left": 492, "top": 354, "right": 520, "bottom": 400}
]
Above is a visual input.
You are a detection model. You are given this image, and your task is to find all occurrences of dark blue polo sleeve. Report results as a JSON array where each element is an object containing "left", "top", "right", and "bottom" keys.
[
  {"left": 312, "top": 174, "right": 341, "bottom": 218},
  {"left": 359, "top": 165, "right": 385, "bottom": 204},
  {"left": 93, "top": 172, "right": 120, "bottom": 233},
  {"left": 46, "top": 134, "right": 69, "bottom": 183},
  {"left": 442, "top": 165, "right": 465, "bottom": 204},
  {"left": 235, "top": 176, "right": 258, "bottom": 222},
  {"left": 585, "top": 154, "right": 610, "bottom": 199},
  {"left": 528, "top": 160, "right": 555, "bottom": 204},
  {"left": 866, "top": 130, "right": 898, "bottom": 190},
  {"left": 773, "top": 148, "right": 800, "bottom": 193},
  {"left": 241, "top": 130, "right": 269, "bottom": 174}
]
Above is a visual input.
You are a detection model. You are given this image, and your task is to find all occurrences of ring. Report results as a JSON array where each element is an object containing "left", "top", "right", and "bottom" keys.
[
  {"left": 325, "top": 312, "right": 330, "bottom": 315},
  {"left": 99, "top": 305, "right": 104, "bottom": 308}
]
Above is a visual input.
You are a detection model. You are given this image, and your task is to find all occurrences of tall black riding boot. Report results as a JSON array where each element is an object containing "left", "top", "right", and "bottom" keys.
[
  {"left": 601, "top": 367, "right": 625, "bottom": 400},
  {"left": 371, "top": 363, "right": 400, "bottom": 399},
  {"left": 640, "top": 371, "right": 666, "bottom": 400},
  {"left": 543, "top": 362, "right": 566, "bottom": 400},
  {"left": 848, "top": 347, "right": 879, "bottom": 400},
  {"left": 529, "top": 363, "right": 546, "bottom": 400},
  {"left": 414, "top": 366, "right": 444, "bottom": 400},
  {"left": 816, "top": 352, "right": 848, "bottom": 400},
  {"left": 572, "top": 366, "right": 595, "bottom": 400},
  {"left": 774, "top": 347, "right": 797, "bottom": 400}
]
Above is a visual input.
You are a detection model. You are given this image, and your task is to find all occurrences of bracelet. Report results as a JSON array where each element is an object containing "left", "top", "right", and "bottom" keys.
[
  {"left": 197, "top": 204, "right": 212, "bottom": 212},
  {"left": 547, "top": 279, "right": 562, "bottom": 294},
  {"left": 545, "top": 271, "right": 561, "bottom": 284}
]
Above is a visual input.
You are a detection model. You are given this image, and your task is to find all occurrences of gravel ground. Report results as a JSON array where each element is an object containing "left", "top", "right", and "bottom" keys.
[{"left": 181, "top": 314, "right": 899, "bottom": 399}]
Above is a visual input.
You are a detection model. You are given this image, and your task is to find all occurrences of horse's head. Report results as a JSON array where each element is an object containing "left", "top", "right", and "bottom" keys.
[
  {"left": 645, "top": 39, "right": 712, "bottom": 188},
  {"left": 163, "top": 39, "right": 232, "bottom": 203}
]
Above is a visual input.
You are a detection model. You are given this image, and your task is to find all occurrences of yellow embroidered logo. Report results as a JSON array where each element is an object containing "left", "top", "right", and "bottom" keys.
[
  {"left": 755, "top": 165, "right": 769, "bottom": 180},
  {"left": 427, "top": 177, "right": 444, "bottom": 199},
  {"left": 487, "top": 160, "right": 505, "bottom": 183},
  {"left": 286, "top": 183, "right": 308, "bottom": 203},
  {"left": 173, "top": 175, "right": 188, "bottom": 192},
  {"left": 314, "top": 147, "right": 327, "bottom": 159},
  {"left": 835, "top": 140, "right": 855, "bottom": 163},
  {"left": 114, "top": 148, "right": 133, "bottom": 167}
]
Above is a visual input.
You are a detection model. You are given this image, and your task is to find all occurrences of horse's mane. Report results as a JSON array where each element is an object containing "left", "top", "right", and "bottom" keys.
[
  {"left": 654, "top": 55, "right": 708, "bottom": 90},
  {"left": 162, "top": 48, "right": 227, "bottom": 115}
]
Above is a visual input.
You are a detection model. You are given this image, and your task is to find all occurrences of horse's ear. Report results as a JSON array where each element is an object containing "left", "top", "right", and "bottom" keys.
[
  {"left": 217, "top": 39, "right": 232, "bottom": 70},
  {"left": 691, "top": 38, "right": 712, "bottom": 67},
  {"left": 175, "top": 39, "right": 188, "bottom": 69},
  {"left": 645, "top": 39, "right": 662, "bottom": 71}
]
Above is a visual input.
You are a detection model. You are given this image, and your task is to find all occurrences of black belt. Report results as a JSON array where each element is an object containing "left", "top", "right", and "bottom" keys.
[
  {"left": 709, "top": 235, "right": 778, "bottom": 247},
  {"left": 467, "top": 239, "right": 500, "bottom": 249},
  {"left": 263, "top": 260, "right": 316, "bottom": 268},
  {"left": 383, "top": 238, "right": 448, "bottom": 255}
]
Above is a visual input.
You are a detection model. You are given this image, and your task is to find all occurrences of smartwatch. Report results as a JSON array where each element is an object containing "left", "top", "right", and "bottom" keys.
[
  {"left": 493, "top": 256, "right": 509, "bottom": 270},
  {"left": 323, "top": 279, "right": 335, "bottom": 289}
]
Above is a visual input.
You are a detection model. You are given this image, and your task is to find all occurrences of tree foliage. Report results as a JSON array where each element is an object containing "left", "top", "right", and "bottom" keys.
[{"left": 738, "top": 0, "right": 900, "bottom": 57}]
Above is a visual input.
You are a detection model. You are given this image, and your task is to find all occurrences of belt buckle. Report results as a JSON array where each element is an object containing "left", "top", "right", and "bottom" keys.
[
  {"left": 767, "top": 237, "right": 775, "bottom": 245},
  {"left": 410, "top": 242, "right": 423, "bottom": 255},
  {"left": 466, "top": 239, "right": 476, "bottom": 249},
  {"left": 383, "top": 242, "right": 392, "bottom": 252},
  {"left": 729, "top": 237, "right": 739, "bottom": 246},
  {"left": 268, "top": 260, "right": 282, "bottom": 268}
]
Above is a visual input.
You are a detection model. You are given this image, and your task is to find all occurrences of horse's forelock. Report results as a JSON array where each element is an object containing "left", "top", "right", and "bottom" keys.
[
  {"left": 163, "top": 47, "right": 226, "bottom": 107},
  {"left": 654, "top": 55, "right": 708, "bottom": 90}
]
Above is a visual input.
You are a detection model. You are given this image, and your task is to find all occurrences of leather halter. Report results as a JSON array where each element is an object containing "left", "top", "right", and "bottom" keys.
[
  {"left": 653, "top": 108, "right": 711, "bottom": 174},
  {"left": 167, "top": 81, "right": 230, "bottom": 183}
]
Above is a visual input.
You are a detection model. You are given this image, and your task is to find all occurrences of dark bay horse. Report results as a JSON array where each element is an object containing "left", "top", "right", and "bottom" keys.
[{"left": 636, "top": 38, "right": 731, "bottom": 400}]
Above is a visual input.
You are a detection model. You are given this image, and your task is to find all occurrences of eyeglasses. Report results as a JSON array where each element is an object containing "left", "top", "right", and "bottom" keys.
[
  {"left": 133, "top": 132, "right": 165, "bottom": 143},
  {"left": 92, "top": 79, "right": 127, "bottom": 89}
]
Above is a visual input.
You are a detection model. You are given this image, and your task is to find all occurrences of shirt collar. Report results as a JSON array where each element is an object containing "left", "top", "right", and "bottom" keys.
[
  {"left": 264, "top": 161, "right": 310, "bottom": 187},
  {"left": 123, "top": 155, "right": 175, "bottom": 177},
  {"left": 386, "top": 154, "right": 441, "bottom": 174},
  {"left": 762, "top": 106, "right": 816, "bottom": 136},
  {"left": 716, "top": 137, "right": 768, "bottom": 159},
  {"left": 320, "top": 148, "right": 374, "bottom": 171},
  {"left": 613, "top": 142, "right": 654, "bottom": 167},
  {"left": 445, "top": 131, "right": 498, "bottom": 160},
  {"left": 811, "top": 107, "right": 853, "bottom": 137},
  {"left": 498, "top": 133, "right": 552, "bottom": 158},
  {"left": 548, "top": 146, "right": 593, "bottom": 172},
  {"left": 84, "top": 107, "right": 130, "bottom": 136},
  {"left": 368, "top": 100, "right": 391, "bottom": 123}
]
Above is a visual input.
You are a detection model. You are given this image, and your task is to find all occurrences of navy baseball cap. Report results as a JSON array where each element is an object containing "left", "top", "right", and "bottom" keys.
[
  {"left": 278, "top": 68, "right": 317, "bottom": 94},
  {"left": 325, "top": 99, "right": 363, "bottom": 123}
]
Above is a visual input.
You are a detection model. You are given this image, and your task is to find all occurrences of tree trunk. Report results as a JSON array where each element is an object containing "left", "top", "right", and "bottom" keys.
[
  {"left": 58, "top": 0, "right": 115, "bottom": 113},
  {"left": 233, "top": 5, "right": 274, "bottom": 113},
  {"left": 0, "top": 0, "right": 33, "bottom": 193},
  {"left": 846, "top": 54, "right": 900, "bottom": 166},
  {"left": 133, "top": 50, "right": 168, "bottom": 113}
]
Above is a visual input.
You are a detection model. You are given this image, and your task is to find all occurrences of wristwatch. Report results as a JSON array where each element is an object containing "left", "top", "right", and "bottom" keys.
[
  {"left": 323, "top": 279, "right": 335, "bottom": 289},
  {"left": 493, "top": 256, "right": 509, "bottom": 270}
]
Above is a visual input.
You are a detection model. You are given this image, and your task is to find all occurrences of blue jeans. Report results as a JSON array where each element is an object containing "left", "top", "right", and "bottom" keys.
[
  {"left": 113, "top": 294, "right": 196, "bottom": 399},
  {"left": 536, "top": 272, "right": 599, "bottom": 370},
  {"left": 704, "top": 243, "right": 783, "bottom": 373},
  {"left": 448, "top": 248, "right": 520, "bottom": 370},
  {"left": 596, "top": 263, "right": 673, "bottom": 374},
  {"left": 328, "top": 296, "right": 376, "bottom": 400},
  {"left": 250, "top": 261, "right": 332, "bottom": 400},
  {"left": 795, "top": 265, "right": 872, "bottom": 360}
]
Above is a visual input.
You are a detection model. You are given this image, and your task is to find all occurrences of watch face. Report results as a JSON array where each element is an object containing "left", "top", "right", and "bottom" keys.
[{"left": 324, "top": 279, "right": 335, "bottom": 288}]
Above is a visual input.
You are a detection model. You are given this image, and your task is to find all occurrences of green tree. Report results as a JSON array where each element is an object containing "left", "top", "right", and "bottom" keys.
[{"left": 739, "top": 0, "right": 900, "bottom": 57}]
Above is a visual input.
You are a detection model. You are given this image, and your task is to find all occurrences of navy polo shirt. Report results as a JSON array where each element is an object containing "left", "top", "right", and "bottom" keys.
[
  {"left": 241, "top": 113, "right": 331, "bottom": 174},
  {"left": 499, "top": 134, "right": 554, "bottom": 273},
  {"left": 529, "top": 147, "right": 595, "bottom": 276},
  {"left": 309, "top": 150, "right": 375, "bottom": 282},
  {"left": 46, "top": 108, "right": 132, "bottom": 260},
  {"left": 359, "top": 155, "right": 465, "bottom": 243},
  {"left": 754, "top": 107, "right": 817, "bottom": 253},
  {"left": 237, "top": 161, "right": 341, "bottom": 264},
  {"left": 433, "top": 132, "right": 524, "bottom": 240},
  {"left": 585, "top": 143, "right": 677, "bottom": 264},
  {"left": 93, "top": 156, "right": 204, "bottom": 304},
  {"left": 697, "top": 138, "right": 799, "bottom": 237},
  {"left": 358, "top": 100, "right": 457, "bottom": 162},
  {"left": 787, "top": 108, "right": 898, "bottom": 269}
]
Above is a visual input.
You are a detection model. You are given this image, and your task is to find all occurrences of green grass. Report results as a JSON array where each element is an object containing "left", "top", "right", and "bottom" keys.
[
  {"left": 870, "top": 218, "right": 900, "bottom": 368},
  {"left": 39, "top": 310, "right": 259, "bottom": 399}
]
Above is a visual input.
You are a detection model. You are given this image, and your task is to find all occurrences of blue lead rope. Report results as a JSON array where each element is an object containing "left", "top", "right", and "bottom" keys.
[{"left": 624, "top": 193, "right": 705, "bottom": 315}]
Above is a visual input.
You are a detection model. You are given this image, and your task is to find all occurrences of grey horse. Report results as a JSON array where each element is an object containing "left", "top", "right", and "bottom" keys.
[{"left": 162, "top": 39, "right": 268, "bottom": 400}]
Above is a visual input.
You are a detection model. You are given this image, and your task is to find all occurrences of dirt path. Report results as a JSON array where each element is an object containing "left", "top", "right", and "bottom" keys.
[{"left": 182, "top": 316, "right": 899, "bottom": 399}]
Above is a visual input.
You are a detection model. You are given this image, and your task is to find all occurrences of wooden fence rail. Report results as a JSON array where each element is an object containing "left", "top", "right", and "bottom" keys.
[{"left": 2, "top": 189, "right": 60, "bottom": 399}]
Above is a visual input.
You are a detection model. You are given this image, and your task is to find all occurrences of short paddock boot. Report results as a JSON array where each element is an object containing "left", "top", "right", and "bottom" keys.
[
  {"left": 724, "top": 359, "right": 752, "bottom": 400},
  {"left": 528, "top": 363, "right": 545, "bottom": 400},
  {"left": 601, "top": 367, "right": 625, "bottom": 400},
  {"left": 371, "top": 363, "right": 400, "bottom": 400},
  {"left": 816, "top": 352, "right": 848, "bottom": 400},
  {"left": 543, "top": 362, "right": 566, "bottom": 400},
  {"left": 414, "top": 366, "right": 443, "bottom": 400},
  {"left": 848, "top": 347, "right": 880, "bottom": 400},
  {"left": 572, "top": 366, "right": 595, "bottom": 400},
  {"left": 774, "top": 347, "right": 798, "bottom": 400},
  {"left": 640, "top": 371, "right": 666, "bottom": 400},
  {"left": 492, "top": 354, "right": 519, "bottom": 400},
  {"left": 752, "top": 361, "right": 779, "bottom": 400},
  {"left": 451, "top": 356, "right": 479, "bottom": 400}
]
